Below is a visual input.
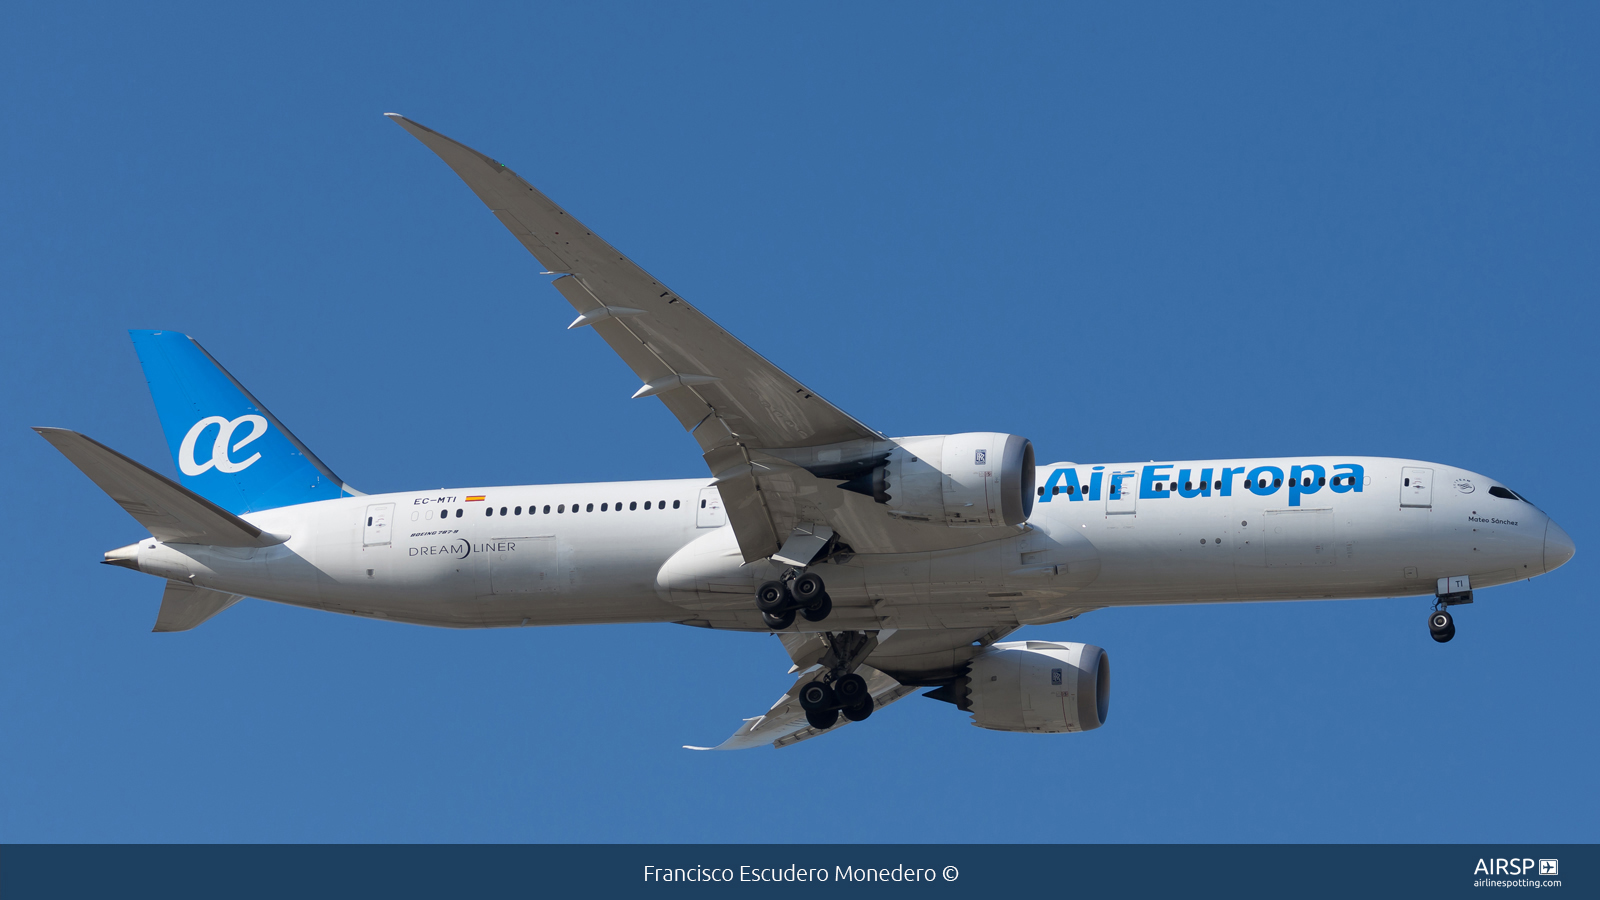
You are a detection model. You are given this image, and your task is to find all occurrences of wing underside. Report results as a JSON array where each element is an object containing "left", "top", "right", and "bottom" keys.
[{"left": 387, "top": 114, "right": 883, "bottom": 561}]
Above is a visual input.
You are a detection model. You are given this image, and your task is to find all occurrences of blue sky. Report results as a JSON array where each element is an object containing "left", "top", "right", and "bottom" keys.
[{"left": 2, "top": 3, "right": 1595, "bottom": 842}]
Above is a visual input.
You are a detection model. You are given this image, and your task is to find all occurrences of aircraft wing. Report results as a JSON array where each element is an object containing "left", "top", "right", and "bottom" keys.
[
  {"left": 388, "top": 115, "right": 884, "bottom": 562},
  {"left": 686, "top": 663, "right": 919, "bottom": 751}
]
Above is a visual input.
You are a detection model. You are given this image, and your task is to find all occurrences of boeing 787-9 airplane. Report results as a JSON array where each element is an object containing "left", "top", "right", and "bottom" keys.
[{"left": 36, "top": 115, "right": 1575, "bottom": 749}]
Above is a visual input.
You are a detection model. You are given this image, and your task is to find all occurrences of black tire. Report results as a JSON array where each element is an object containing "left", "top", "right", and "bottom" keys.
[
  {"left": 761, "top": 608, "right": 795, "bottom": 630},
  {"left": 755, "top": 580, "right": 790, "bottom": 613},
  {"left": 833, "top": 672, "right": 868, "bottom": 708},
  {"left": 792, "top": 572, "right": 825, "bottom": 603},
  {"left": 842, "top": 695, "right": 875, "bottom": 722},
  {"left": 798, "top": 680, "right": 837, "bottom": 712},
  {"left": 1431, "top": 621, "right": 1456, "bottom": 643},
  {"left": 799, "top": 591, "right": 833, "bottom": 622},
  {"left": 805, "top": 708, "right": 839, "bottom": 730},
  {"left": 1429, "top": 609, "right": 1453, "bottom": 635}
]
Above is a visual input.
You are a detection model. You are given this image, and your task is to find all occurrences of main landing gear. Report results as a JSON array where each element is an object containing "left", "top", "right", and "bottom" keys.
[
  {"left": 799, "top": 674, "right": 875, "bottom": 729},
  {"left": 795, "top": 631, "right": 880, "bottom": 730},
  {"left": 754, "top": 571, "right": 831, "bottom": 629}
]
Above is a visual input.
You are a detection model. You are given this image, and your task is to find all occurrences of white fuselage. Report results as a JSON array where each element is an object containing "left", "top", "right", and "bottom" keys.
[{"left": 119, "top": 456, "right": 1560, "bottom": 636}]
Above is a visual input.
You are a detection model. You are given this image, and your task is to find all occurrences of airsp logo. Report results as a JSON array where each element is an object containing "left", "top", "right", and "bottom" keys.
[{"left": 179, "top": 415, "right": 269, "bottom": 476}]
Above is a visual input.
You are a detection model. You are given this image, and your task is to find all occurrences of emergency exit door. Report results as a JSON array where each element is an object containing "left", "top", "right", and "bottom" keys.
[
  {"left": 696, "top": 487, "right": 727, "bottom": 527},
  {"left": 363, "top": 503, "right": 394, "bottom": 546},
  {"left": 1105, "top": 470, "right": 1137, "bottom": 515}
]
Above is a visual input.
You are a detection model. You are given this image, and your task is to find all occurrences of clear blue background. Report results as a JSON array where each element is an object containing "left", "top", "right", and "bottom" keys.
[{"left": 2, "top": 3, "right": 1593, "bottom": 842}]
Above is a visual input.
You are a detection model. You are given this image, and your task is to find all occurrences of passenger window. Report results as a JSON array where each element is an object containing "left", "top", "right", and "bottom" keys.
[
  {"left": 456, "top": 509, "right": 463, "bottom": 518},
  {"left": 674, "top": 500, "right": 681, "bottom": 509},
  {"left": 500, "top": 506, "right": 507, "bottom": 516},
  {"left": 1052, "top": 486, "right": 1059, "bottom": 495},
  {"left": 1318, "top": 477, "right": 1325, "bottom": 486},
  {"left": 1066, "top": 486, "right": 1075, "bottom": 494},
  {"left": 630, "top": 501, "right": 637, "bottom": 510},
  {"left": 543, "top": 505, "right": 550, "bottom": 514},
  {"left": 367, "top": 517, "right": 373, "bottom": 526},
  {"left": 1273, "top": 479, "right": 1281, "bottom": 487},
  {"left": 659, "top": 500, "right": 666, "bottom": 508},
  {"left": 558, "top": 504, "right": 565, "bottom": 513},
  {"left": 1185, "top": 482, "right": 1192, "bottom": 491},
  {"left": 486, "top": 507, "right": 493, "bottom": 516},
  {"left": 601, "top": 503, "right": 608, "bottom": 511},
  {"left": 1214, "top": 481, "right": 1221, "bottom": 489},
  {"left": 515, "top": 506, "right": 522, "bottom": 515},
  {"left": 586, "top": 503, "right": 593, "bottom": 512},
  {"left": 644, "top": 501, "right": 651, "bottom": 509}
]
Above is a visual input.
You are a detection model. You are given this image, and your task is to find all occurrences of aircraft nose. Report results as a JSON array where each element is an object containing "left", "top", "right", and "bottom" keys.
[{"left": 1544, "top": 519, "right": 1575, "bottom": 573}]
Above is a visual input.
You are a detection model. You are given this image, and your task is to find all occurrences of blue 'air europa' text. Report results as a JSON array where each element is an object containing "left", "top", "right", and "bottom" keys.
[{"left": 1038, "top": 463, "right": 1366, "bottom": 508}]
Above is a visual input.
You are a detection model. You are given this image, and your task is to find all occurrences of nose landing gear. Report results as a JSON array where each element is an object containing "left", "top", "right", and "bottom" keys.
[
  {"left": 1428, "top": 608, "right": 1455, "bottom": 643},
  {"left": 1428, "top": 587, "right": 1472, "bottom": 643},
  {"left": 754, "top": 571, "right": 832, "bottom": 629}
]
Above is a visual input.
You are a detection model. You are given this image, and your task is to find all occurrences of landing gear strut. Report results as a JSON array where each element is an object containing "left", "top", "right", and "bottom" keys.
[
  {"left": 795, "top": 631, "right": 878, "bottom": 731},
  {"left": 753, "top": 571, "right": 832, "bottom": 629}
]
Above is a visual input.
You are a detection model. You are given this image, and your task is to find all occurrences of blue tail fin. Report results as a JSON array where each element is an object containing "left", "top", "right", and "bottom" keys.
[{"left": 130, "top": 330, "right": 359, "bottom": 513}]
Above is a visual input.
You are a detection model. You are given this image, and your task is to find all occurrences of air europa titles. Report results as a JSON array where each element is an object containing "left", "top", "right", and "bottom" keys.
[{"left": 1038, "top": 462, "right": 1366, "bottom": 508}]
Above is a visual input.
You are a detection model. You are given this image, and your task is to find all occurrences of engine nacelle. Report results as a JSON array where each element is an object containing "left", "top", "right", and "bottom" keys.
[
  {"left": 931, "top": 641, "right": 1110, "bottom": 733},
  {"left": 844, "top": 433, "right": 1034, "bottom": 527}
]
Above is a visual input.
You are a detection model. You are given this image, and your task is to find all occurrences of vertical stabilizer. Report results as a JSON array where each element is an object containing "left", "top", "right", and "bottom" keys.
[{"left": 129, "top": 330, "right": 359, "bottom": 513}]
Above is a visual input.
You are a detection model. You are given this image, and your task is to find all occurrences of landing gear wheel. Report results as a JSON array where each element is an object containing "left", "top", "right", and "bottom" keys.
[
  {"left": 792, "top": 572, "right": 826, "bottom": 603},
  {"left": 842, "top": 694, "right": 875, "bottom": 722},
  {"left": 805, "top": 708, "right": 839, "bottom": 730},
  {"left": 755, "top": 580, "right": 791, "bottom": 614},
  {"left": 799, "top": 591, "right": 833, "bottom": 622},
  {"left": 798, "top": 680, "right": 837, "bottom": 712},
  {"left": 833, "top": 672, "right": 868, "bottom": 708},
  {"left": 1429, "top": 609, "right": 1455, "bottom": 643},
  {"left": 761, "top": 608, "right": 795, "bottom": 630}
]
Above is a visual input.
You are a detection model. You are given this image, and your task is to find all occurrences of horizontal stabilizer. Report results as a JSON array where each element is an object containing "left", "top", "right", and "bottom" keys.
[
  {"left": 155, "top": 579, "right": 242, "bottom": 632},
  {"left": 34, "top": 428, "right": 288, "bottom": 548}
]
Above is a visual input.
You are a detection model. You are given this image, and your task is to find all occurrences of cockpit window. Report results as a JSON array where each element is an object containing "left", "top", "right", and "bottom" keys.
[{"left": 1488, "top": 486, "right": 1531, "bottom": 503}]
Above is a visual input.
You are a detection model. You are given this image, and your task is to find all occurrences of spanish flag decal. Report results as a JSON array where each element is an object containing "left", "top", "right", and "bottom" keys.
[{"left": 465, "top": 495, "right": 486, "bottom": 502}]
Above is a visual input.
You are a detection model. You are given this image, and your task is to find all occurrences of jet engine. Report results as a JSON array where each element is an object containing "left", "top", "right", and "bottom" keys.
[
  {"left": 836, "top": 433, "right": 1035, "bottom": 527},
  {"left": 924, "top": 641, "right": 1109, "bottom": 733}
]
